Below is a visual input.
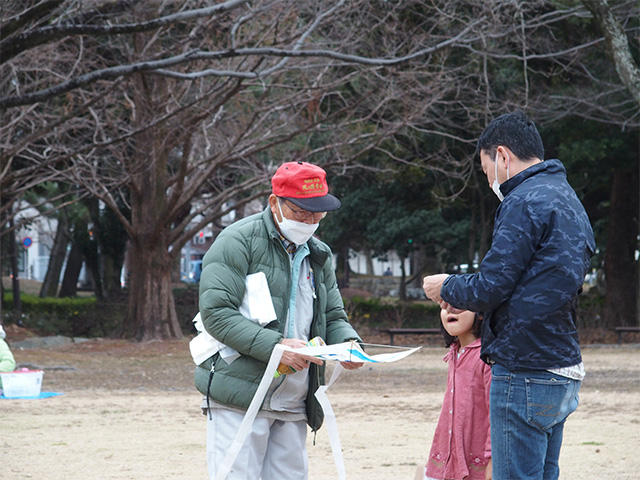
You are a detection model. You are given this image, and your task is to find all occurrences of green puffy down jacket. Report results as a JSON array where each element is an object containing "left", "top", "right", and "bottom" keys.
[{"left": 195, "top": 207, "right": 361, "bottom": 431}]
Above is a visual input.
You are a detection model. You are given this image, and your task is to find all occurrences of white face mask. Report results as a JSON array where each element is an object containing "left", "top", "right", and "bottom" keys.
[
  {"left": 491, "top": 150, "right": 510, "bottom": 202},
  {"left": 276, "top": 201, "right": 319, "bottom": 246}
]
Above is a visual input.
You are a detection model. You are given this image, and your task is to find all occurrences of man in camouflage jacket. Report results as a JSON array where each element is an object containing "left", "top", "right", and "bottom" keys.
[{"left": 423, "top": 111, "right": 595, "bottom": 480}]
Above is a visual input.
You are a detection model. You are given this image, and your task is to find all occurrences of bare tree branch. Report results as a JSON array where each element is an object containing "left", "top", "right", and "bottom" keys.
[
  {"left": 1, "top": 0, "right": 636, "bottom": 339},
  {"left": 581, "top": 0, "right": 640, "bottom": 106},
  {"left": 0, "top": 18, "right": 484, "bottom": 109},
  {"left": 0, "top": 0, "right": 250, "bottom": 64}
]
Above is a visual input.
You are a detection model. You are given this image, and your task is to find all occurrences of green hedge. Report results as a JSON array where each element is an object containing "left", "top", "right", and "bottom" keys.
[
  {"left": 1, "top": 287, "right": 606, "bottom": 339},
  {"left": 2, "top": 294, "right": 121, "bottom": 337},
  {"left": 343, "top": 296, "right": 441, "bottom": 329},
  {"left": 4, "top": 292, "right": 441, "bottom": 337}
]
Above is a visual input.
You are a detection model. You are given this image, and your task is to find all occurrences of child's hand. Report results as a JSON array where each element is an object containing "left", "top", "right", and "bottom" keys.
[
  {"left": 484, "top": 458, "right": 492, "bottom": 480},
  {"left": 339, "top": 361, "right": 364, "bottom": 370}
]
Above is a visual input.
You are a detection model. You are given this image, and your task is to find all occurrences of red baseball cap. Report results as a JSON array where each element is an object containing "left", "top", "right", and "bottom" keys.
[{"left": 271, "top": 161, "right": 341, "bottom": 212}]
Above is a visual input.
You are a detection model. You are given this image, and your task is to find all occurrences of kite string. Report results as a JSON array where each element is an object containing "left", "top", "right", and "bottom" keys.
[{"left": 360, "top": 342, "right": 421, "bottom": 349}]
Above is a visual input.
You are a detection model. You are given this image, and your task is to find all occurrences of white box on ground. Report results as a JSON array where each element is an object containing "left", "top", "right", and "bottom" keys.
[{"left": 1, "top": 369, "right": 44, "bottom": 398}]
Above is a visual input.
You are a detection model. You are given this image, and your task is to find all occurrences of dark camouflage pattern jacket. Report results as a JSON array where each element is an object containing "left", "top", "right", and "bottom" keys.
[{"left": 441, "top": 159, "right": 595, "bottom": 370}]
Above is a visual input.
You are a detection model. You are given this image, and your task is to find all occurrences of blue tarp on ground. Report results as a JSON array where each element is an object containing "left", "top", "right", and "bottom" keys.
[{"left": 0, "top": 392, "right": 63, "bottom": 400}]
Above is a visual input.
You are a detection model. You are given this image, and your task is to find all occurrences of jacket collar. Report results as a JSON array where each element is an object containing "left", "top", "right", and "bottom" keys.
[
  {"left": 444, "top": 337, "right": 482, "bottom": 362},
  {"left": 501, "top": 158, "right": 566, "bottom": 198}
]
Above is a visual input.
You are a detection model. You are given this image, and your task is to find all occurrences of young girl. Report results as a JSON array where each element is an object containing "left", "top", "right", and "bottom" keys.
[{"left": 416, "top": 309, "right": 492, "bottom": 480}]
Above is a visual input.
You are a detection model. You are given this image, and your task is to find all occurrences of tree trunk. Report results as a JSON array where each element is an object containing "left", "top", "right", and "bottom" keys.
[
  {"left": 582, "top": 0, "right": 640, "bottom": 106},
  {"left": 365, "top": 249, "right": 374, "bottom": 276},
  {"left": 83, "top": 253, "right": 103, "bottom": 301},
  {"left": 88, "top": 197, "right": 128, "bottom": 301},
  {"left": 399, "top": 258, "right": 407, "bottom": 301},
  {"left": 471, "top": 170, "right": 494, "bottom": 262},
  {"left": 8, "top": 216, "right": 22, "bottom": 323},
  {"left": 603, "top": 166, "right": 639, "bottom": 326},
  {"left": 411, "top": 253, "right": 420, "bottom": 287},
  {"left": 58, "top": 242, "right": 83, "bottom": 298},
  {"left": 101, "top": 241, "right": 125, "bottom": 300},
  {"left": 467, "top": 205, "right": 477, "bottom": 271},
  {"left": 341, "top": 245, "right": 350, "bottom": 288},
  {"left": 478, "top": 192, "right": 494, "bottom": 262},
  {"left": 39, "top": 215, "right": 69, "bottom": 298},
  {"left": 123, "top": 237, "right": 182, "bottom": 340}
]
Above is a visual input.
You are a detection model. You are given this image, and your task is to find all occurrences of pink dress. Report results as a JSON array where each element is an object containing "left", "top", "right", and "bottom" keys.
[{"left": 423, "top": 338, "right": 491, "bottom": 480}]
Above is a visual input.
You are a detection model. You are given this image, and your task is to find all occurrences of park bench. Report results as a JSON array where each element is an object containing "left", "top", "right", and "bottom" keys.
[
  {"left": 381, "top": 328, "right": 441, "bottom": 346},
  {"left": 613, "top": 326, "right": 640, "bottom": 345}
]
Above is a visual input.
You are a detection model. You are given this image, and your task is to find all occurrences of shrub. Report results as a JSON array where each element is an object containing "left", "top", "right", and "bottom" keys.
[
  {"left": 575, "top": 289, "right": 606, "bottom": 328},
  {"left": 173, "top": 285, "right": 200, "bottom": 334},
  {"left": 2, "top": 294, "right": 121, "bottom": 337},
  {"left": 344, "top": 296, "right": 441, "bottom": 329}
]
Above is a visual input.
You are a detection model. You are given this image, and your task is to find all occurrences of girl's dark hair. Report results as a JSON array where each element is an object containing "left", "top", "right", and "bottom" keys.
[{"left": 441, "top": 312, "right": 483, "bottom": 348}]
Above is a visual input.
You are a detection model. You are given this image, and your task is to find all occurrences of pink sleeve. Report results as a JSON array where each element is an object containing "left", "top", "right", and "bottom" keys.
[{"left": 483, "top": 362, "right": 492, "bottom": 458}]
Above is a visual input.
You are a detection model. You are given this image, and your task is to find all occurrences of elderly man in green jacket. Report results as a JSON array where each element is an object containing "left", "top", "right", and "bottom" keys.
[{"left": 196, "top": 161, "right": 363, "bottom": 480}]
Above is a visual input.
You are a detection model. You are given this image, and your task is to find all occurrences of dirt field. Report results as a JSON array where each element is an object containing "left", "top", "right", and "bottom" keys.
[{"left": 0, "top": 337, "right": 638, "bottom": 480}]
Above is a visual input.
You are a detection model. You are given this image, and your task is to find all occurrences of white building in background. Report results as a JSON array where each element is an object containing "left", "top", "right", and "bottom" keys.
[
  {"left": 180, "top": 199, "right": 265, "bottom": 282},
  {"left": 347, "top": 250, "right": 411, "bottom": 277},
  {"left": 178, "top": 199, "right": 409, "bottom": 281},
  {"left": 12, "top": 198, "right": 408, "bottom": 285},
  {"left": 13, "top": 206, "right": 58, "bottom": 282},
  {"left": 11, "top": 205, "right": 90, "bottom": 285}
]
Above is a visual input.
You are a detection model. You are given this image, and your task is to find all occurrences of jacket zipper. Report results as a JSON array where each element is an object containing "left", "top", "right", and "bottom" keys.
[{"left": 206, "top": 362, "right": 215, "bottom": 420}]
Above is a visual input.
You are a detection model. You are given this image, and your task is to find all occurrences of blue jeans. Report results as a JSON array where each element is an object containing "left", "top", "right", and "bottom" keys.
[{"left": 490, "top": 364, "right": 580, "bottom": 480}]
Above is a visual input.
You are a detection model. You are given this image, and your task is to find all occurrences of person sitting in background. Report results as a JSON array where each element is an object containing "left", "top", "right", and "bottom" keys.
[{"left": 0, "top": 325, "right": 17, "bottom": 390}]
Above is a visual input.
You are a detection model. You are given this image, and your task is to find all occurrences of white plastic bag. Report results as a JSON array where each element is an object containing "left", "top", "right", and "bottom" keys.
[{"left": 189, "top": 272, "right": 277, "bottom": 365}]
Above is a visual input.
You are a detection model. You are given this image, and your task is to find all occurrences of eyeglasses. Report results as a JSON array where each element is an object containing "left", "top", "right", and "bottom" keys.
[{"left": 281, "top": 199, "right": 327, "bottom": 222}]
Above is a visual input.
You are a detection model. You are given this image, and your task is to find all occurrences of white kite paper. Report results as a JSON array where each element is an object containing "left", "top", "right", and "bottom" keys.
[
  {"left": 215, "top": 341, "right": 421, "bottom": 480},
  {"left": 298, "top": 340, "right": 420, "bottom": 364}
]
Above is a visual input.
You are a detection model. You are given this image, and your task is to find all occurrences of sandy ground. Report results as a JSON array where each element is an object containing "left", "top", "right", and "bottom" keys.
[{"left": 0, "top": 339, "right": 638, "bottom": 480}]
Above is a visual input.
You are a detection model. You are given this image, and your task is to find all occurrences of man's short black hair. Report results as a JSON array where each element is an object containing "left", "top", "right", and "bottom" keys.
[{"left": 476, "top": 110, "right": 544, "bottom": 161}]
